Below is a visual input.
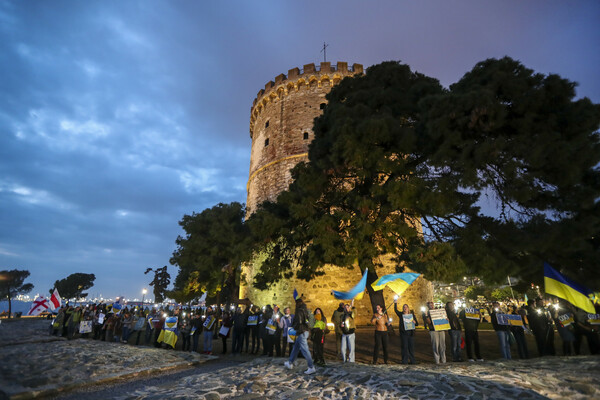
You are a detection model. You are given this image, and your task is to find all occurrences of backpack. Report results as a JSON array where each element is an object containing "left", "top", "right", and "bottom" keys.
[{"left": 341, "top": 315, "right": 355, "bottom": 335}]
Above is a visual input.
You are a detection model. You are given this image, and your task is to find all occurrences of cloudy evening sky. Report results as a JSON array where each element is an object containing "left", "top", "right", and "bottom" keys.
[{"left": 1, "top": 1, "right": 598, "bottom": 301}]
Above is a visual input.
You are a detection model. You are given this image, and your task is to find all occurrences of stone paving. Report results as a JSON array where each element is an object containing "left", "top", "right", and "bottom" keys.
[
  {"left": 1, "top": 319, "right": 599, "bottom": 400},
  {"left": 0, "top": 319, "right": 216, "bottom": 399},
  {"left": 116, "top": 356, "right": 599, "bottom": 400}
]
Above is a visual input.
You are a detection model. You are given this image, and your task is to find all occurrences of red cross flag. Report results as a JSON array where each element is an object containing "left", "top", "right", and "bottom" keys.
[
  {"left": 28, "top": 296, "right": 50, "bottom": 316},
  {"left": 49, "top": 289, "right": 62, "bottom": 310}
]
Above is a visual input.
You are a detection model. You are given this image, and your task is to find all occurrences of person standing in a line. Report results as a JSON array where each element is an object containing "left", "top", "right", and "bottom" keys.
[
  {"left": 203, "top": 306, "right": 217, "bottom": 354},
  {"left": 459, "top": 306, "right": 484, "bottom": 362},
  {"left": 280, "top": 306, "right": 294, "bottom": 357},
  {"left": 445, "top": 302, "right": 463, "bottom": 362},
  {"left": 395, "top": 301, "right": 418, "bottom": 364},
  {"left": 422, "top": 301, "right": 446, "bottom": 364},
  {"left": 490, "top": 302, "right": 511, "bottom": 360},
  {"left": 371, "top": 304, "right": 390, "bottom": 364},
  {"left": 340, "top": 300, "right": 356, "bottom": 363},
  {"left": 331, "top": 303, "right": 345, "bottom": 359}
]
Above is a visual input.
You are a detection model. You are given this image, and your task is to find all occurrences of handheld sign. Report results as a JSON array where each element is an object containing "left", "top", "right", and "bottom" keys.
[
  {"left": 558, "top": 313, "right": 574, "bottom": 327},
  {"left": 97, "top": 313, "right": 105, "bottom": 325},
  {"left": 464, "top": 307, "right": 481, "bottom": 320},
  {"left": 219, "top": 325, "right": 230, "bottom": 337},
  {"left": 79, "top": 320, "right": 93, "bottom": 334},
  {"left": 588, "top": 314, "right": 600, "bottom": 325},
  {"left": 247, "top": 315, "right": 258, "bottom": 326},
  {"left": 266, "top": 318, "right": 277, "bottom": 334},
  {"left": 496, "top": 314, "right": 524, "bottom": 327},
  {"left": 429, "top": 309, "right": 450, "bottom": 331},
  {"left": 403, "top": 314, "right": 415, "bottom": 331},
  {"left": 203, "top": 315, "right": 215, "bottom": 330}
]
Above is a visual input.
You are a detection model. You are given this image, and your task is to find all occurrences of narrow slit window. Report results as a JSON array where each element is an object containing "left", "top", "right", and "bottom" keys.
[
  {"left": 264, "top": 138, "right": 269, "bottom": 147},
  {"left": 303, "top": 132, "right": 309, "bottom": 140},
  {"left": 320, "top": 103, "right": 326, "bottom": 110},
  {"left": 265, "top": 120, "right": 269, "bottom": 128}
]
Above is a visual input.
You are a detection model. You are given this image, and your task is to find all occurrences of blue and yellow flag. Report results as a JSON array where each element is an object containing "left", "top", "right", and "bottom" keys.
[
  {"left": 544, "top": 263, "right": 595, "bottom": 314},
  {"left": 332, "top": 269, "right": 368, "bottom": 300},
  {"left": 371, "top": 272, "right": 420, "bottom": 295},
  {"left": 157, "top": 317, "right": 179, "bottom": 348}
]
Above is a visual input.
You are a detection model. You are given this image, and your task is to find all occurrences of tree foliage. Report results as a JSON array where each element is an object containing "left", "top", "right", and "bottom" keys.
[
  {"left": 0, "top": 269, "right": 34, "bottom": 317},
  {"left": 144, "top": 266, "right": 171, "bottom": 303},
  {"left": 170, "top": 202, "right": 249, "bottom": 305},
  {"left": 52, "top": 272, "right": 95, "bottom": 300},
  {"left": 247, "top": 58, "right": 600, "bottom": 296}
]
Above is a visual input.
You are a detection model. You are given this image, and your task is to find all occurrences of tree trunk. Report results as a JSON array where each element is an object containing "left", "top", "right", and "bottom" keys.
[{"left": 365, "top": 269, "right": 385, "bottom": 313}]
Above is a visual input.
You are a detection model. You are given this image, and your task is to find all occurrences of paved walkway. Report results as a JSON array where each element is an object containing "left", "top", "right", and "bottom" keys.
[
  {"left": 114, "top": 356, "right": 599, "bottom": 400},
  {"left": 1, "top": 319, "right": 598, "bottom": 400}
]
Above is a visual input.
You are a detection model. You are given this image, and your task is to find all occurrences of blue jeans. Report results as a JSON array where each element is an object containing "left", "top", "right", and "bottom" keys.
[
  {"left": 449, "top": 330, "right": 462, "bottom": 361},
  {"left": 288, "top": 331, "right": 314, "bottom": 368},
  {"left": 203, "top": 330, "right": 213, "bottom": 352},
  {"left": 341, "top": 333, "right": 355, "bottom": 362},
  {"left": 496, "top": 330, "right": 512, "bottom": 359}
]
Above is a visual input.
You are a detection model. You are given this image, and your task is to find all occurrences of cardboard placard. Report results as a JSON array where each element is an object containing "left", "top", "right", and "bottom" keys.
[
  {"left": 429, "top": 309, "right": 450, "bottom": 331},
  {"left": 403, "top": 314, "right": 415, "bottom": 331},
  {"left": 79, "top": 320, "right": 93, "bottom": 333},
  {"left": 464, "top": 307, "right": 481, "bottom": 320}
]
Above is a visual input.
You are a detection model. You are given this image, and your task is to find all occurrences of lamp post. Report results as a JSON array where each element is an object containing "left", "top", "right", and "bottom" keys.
[{"left": 142, "top": 288, "right": 147, "bottom": 310}]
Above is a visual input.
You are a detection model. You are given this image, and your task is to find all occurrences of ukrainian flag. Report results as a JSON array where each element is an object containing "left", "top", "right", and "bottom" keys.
[
  {"left": 544, "top": 263, "right": 595, "bottom": 314},
  {"left": 371, "top": 272, "right": 420, "bottom": 295},
  {"left": 332, "top": 269, "right": 368, "bottom": 300},
  {"left": 157, "top": 317, "right": 179, "bottom": 348}
]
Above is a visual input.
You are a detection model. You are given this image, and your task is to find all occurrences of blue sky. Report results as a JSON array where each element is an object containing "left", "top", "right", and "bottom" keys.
[{"left": 1, "top": 1, "right": 598, "bottom": 301}]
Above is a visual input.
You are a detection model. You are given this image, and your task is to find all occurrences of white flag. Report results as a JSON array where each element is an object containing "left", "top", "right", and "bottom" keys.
[
  {"left": 28, "top": 296, "right": 50, "bottom": 316},
  {"left": 49, "top": 289, "right": 61, "bottom": 310}
]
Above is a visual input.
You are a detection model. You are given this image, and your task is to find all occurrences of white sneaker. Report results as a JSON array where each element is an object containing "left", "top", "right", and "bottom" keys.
[
  {"left": 304, "top": 367, "right": 316, "bottom": 375},
  {"left": 284, "top": 361, "right": 293, "bottom": 370}
]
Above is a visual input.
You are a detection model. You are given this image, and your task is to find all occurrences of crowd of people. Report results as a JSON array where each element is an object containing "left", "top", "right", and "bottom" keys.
[{"left": 48, "top": 295, "right": 599, "bottom": 374}]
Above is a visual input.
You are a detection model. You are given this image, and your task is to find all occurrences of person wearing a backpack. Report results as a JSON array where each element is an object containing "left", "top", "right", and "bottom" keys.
[
  {"left": 340, "top": 300, "right": 356, "bottom": 363},
  {"left": 284, "top": 298, "right": 316, "bottom": 374}
]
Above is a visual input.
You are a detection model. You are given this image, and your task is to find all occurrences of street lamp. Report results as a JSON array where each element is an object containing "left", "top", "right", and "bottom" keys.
[{"left": 142, "top": 288, "right": 147, "bottom": 310}]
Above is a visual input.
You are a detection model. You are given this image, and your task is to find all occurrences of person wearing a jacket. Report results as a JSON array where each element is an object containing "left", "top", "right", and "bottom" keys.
[
  {"left": 395, "top": 301, "right": 418, "bottom": 364},
  {"left": 284, "top": 298, "right": 316, "bottom": 374}
]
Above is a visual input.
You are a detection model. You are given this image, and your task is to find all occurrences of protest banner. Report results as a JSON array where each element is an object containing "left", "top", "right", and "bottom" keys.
[
  {"left": 588, "top": 314, "right": 600, "bottom": 325},
  {"left": 464, "top": 307, "right": 481, "bottom": 320},
  {"left": 403, "top": 314, "right": 415, "bottom": 331},
  {"left": 429, "top": 309, "right": 450, "bottom": 331},
  {"left": 79, "top": 320, "right": 93, "bottom": 334},
  {"left": 247, "top": 315, "right": 258, "bottom": 326},
  {"left": 558, "top": 313, "right": 574, "bottom": 327},
  {"left": 496, "top": 313, "right": 524, "bottom": 326}
]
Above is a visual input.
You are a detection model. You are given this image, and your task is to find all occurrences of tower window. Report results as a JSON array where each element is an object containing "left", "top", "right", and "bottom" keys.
[
  {"left": 264, "top": 138, "right": 269, "bottom": 147},
  {"left": 303, "top": 132, "right": 309, "bottom": 140},
  {"left": 265, "top": 120, "right": 269, "bottom": 128},
  {"left": 320, "top": 103, "right": 326, "bottom": 110}
]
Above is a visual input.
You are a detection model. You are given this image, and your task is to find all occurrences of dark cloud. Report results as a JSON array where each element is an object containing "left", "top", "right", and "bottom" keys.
[{"left": 1, "top": 0, "right": 598, "bottom": 300}]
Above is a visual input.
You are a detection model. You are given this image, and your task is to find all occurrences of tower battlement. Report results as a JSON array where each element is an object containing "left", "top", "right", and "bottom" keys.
[
  {"left": 242, "top": 61, "right": 432, "bottom": 323},
  {"left": 249, "top": 62, "right": 363, "bottom": 138}
]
